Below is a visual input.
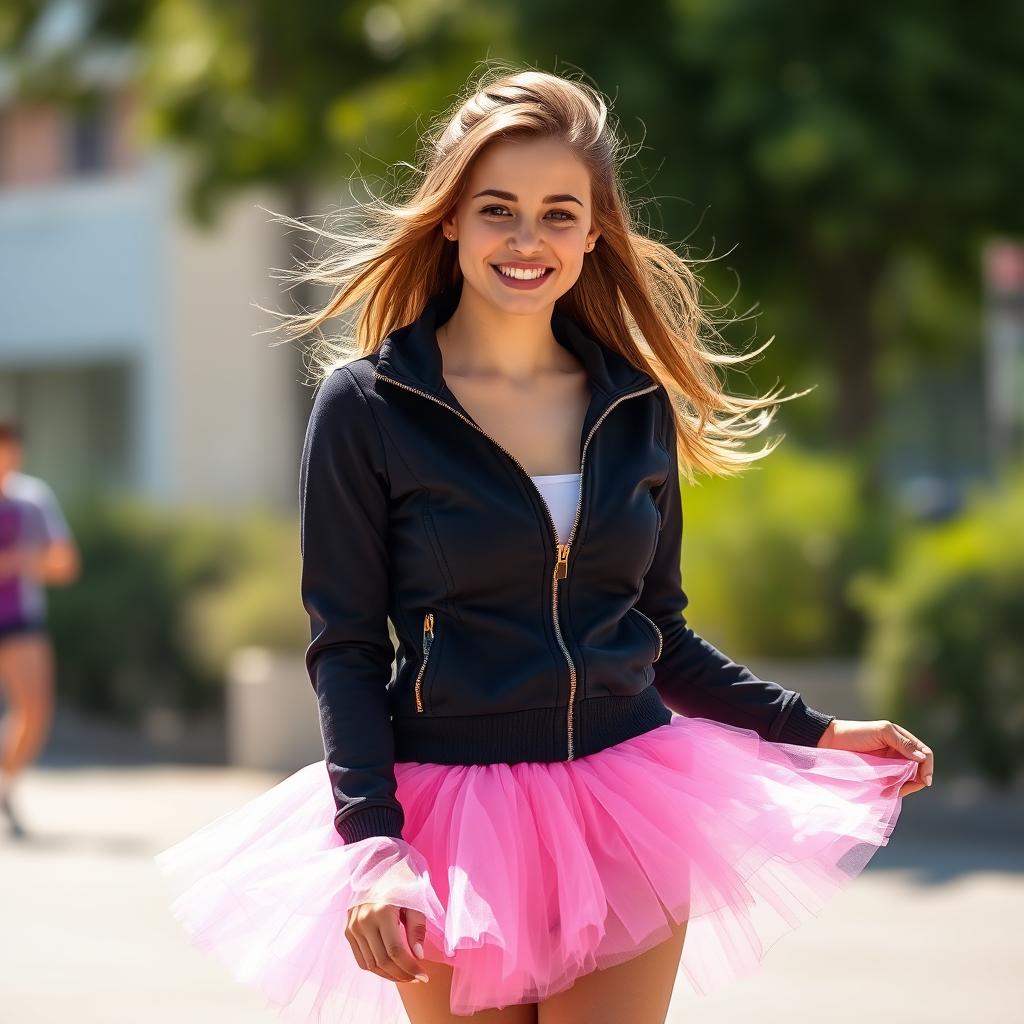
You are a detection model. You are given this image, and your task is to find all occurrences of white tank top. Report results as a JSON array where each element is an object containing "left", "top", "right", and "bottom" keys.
[{"left": 529, "top": 472, "right": 581, "bottom": 545}]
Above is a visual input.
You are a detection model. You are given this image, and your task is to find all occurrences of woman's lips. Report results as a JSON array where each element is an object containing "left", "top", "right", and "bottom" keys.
[{"left": 490, "top": 264, "right": 554, "bottom": 290}]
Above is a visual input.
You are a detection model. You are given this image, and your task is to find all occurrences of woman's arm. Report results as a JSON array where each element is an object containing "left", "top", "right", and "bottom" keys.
[
  {"left": 636, "top": 388, "right": 836, "bottom": 747},
  {"left": 300, "top": 365, "right": 405, "bottom": 843}
]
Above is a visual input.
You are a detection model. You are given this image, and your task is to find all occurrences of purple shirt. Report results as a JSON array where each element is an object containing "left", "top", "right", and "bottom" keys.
[{"left": 0, "top": 472, "right": 71, "bottom": 627}]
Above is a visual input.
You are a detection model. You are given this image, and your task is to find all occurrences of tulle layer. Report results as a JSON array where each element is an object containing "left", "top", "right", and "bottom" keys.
[{"left": 154, "top": 713, "right": 919, "bottom": 1022}]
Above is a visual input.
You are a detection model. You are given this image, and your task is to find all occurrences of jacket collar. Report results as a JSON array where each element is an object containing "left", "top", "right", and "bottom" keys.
[{"left": 375, "top": 283, "right": 657, "bottom": 414}]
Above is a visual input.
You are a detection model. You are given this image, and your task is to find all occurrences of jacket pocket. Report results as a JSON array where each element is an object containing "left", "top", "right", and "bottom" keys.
[
  {"left": 640, "top": 494, "right": 662, "bottom": 579},
  {"left": 414, "top": 611, "right": 436, "bottom": 713},
  {"left": 632, "top": 606, "right": 664, "bottom": 663}
]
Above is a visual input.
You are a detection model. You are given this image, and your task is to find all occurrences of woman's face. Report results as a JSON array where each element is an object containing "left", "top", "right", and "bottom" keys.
[{"left": 442, "top": 137, "right": 601, "bottom": 314}]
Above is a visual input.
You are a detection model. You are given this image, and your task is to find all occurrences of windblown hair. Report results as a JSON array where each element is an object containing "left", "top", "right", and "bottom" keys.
[{"left": 260, "top": 62, "right": 810, "bottom": 481}]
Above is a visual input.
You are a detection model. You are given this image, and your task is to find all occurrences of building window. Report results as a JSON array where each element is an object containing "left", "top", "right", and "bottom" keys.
[
  {"left": 0, "top": 87, "right": 137, "bottom": 188},
  {"left": 68, "top": 95, "right": 109, "bottom": 176}
]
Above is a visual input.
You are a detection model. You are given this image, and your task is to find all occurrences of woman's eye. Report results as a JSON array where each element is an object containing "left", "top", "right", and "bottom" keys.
[{"left": 479, "top": 206, "right": 576, "bottom": 223}]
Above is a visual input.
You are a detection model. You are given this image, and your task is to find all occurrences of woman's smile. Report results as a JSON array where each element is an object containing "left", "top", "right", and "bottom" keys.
[{"left": 489, "top": 262, "right": 555, "bottom": 290}]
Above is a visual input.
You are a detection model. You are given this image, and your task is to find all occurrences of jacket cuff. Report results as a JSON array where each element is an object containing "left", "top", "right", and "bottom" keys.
[
  {"left": 775, "top": 694, "right": 836, "bottom": 747},
  {"left": 335, "top": 804, "right": 405, "bottom": 844}
]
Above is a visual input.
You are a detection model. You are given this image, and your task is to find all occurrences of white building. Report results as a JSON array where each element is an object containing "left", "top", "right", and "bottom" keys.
[{"left": 0, "top": 83, "right": 310, "bottom": 513}]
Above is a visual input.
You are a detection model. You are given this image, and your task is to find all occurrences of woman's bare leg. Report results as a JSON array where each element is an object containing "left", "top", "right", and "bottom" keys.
[
  {"left": 397, "top": 952, "right": 538, "bottom": 1024},
  {"left": 537, "top": 917, "right": 688, "bottom": 1024}
]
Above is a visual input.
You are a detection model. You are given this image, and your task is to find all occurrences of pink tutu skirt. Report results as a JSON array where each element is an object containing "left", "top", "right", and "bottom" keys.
[{"left": 154, "top": 713, "right": 919, "bottom": 1022}]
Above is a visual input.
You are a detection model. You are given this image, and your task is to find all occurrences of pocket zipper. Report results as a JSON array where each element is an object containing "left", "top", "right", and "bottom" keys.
[
  {"left": 641, "top": 501, "right": 662, "bottom": 579},
  {"left": 414, "top": 612, "right": 435, "bottom": 712},
  {"left": 634, "top": 607, "right": 664, "bottom": 662}
]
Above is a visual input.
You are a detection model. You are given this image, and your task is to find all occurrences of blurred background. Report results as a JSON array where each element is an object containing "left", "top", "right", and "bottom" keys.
[{"left": 0, "top": 2, "right": 1022, "bottom": 1021}]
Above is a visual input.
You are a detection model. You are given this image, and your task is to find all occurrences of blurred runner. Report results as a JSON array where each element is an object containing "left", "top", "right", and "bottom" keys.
[{"left": 0, "top": 419, "right": 80, "bottom": 838}]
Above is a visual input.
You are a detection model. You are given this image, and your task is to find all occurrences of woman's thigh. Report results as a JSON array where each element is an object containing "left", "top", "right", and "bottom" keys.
[
  {"left": 537, "top": 917, "right": 688, "bottom": 1024},
  {"left": 397, "top": 955, "right": 538, "bottom": 1024}
]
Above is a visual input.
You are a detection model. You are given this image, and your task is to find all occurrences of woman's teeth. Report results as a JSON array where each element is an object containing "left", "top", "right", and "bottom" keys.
[{"left": 494, "top": 265, "right": 550, "bottom": 280}]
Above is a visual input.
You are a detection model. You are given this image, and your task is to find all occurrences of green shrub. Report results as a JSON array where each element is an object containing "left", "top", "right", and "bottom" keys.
[
  {"left": 678, "top": 444, "right": 903, "bottom": 658},
  {"left": 45, "top": 497, "right": 307, "bottom": 723},
  {"left": 849, "top": 467, "right": 1024, "bottom": 785},
  {"left": 185, "top": 511, "right": 309, "bottom": 674}
]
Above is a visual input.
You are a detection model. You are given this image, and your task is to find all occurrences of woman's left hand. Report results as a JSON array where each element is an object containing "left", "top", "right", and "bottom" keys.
[{"left": 817, "top": 719, "right": 933, "bottom": 798}]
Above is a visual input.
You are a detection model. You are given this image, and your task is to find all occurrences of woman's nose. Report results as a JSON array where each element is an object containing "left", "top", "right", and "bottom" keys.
[{"left": 509, "top": 231, "right": 543, "bottom": 255}]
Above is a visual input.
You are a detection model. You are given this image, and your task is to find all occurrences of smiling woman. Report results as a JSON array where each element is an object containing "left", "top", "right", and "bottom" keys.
[{"left": 153, "top": 62, "right": 932, "bottom": 1024}]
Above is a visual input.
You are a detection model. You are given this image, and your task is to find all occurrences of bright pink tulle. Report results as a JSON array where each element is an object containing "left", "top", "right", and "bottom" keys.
[{"left": 154, "top": 713, "right": 919, "bottom": 1021}]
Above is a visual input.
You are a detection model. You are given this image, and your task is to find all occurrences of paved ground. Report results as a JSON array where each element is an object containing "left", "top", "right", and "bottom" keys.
[{"left": 1, "top": 715, "right": 1022, "bottom": 1023}]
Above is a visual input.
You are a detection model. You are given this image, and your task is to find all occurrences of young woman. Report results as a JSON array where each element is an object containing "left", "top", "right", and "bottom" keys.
[{"left": 155, "top": 67, "right": 933, "bottom": 1024}]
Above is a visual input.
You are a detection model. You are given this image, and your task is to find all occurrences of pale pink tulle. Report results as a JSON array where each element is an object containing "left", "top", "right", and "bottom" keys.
[{"left": 154, "top": 713, "right": 919, "bottom": 1021}]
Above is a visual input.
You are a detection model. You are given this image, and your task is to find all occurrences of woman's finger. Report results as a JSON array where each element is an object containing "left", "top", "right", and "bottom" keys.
[
  {"left": 883, "top": 721, "right": 924, "bottom": 757},
  {"left": 363, "top": 915, "right": 421, "bottom": 983},
  {"left": 380, "top": 911, "right": 428, "bottom": 983},
  {"left": 346, "top": 926, "right": 373, "bottom": 975},
  {"left": 869, "top": 746, "right": 908, "bottom": 760},
  {"left": 349, "top": 906, "right": 411, "bottom": 982},
  {"left": 362, "top": 926, "right": 408, "bottom": 982},
  {"left": 889, "top": 720, "right": 924, "bottom": 749},
  {"left": 887, "top": 722, "right": 934, "bottom": 786},
  {"left": 898, "top": 779, "right": 926, "bottom": 798}
]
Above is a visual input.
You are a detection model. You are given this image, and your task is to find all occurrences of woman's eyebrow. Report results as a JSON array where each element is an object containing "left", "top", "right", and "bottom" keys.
[{"left": 471, "top": 188, "right": 583, "bottom": 207}]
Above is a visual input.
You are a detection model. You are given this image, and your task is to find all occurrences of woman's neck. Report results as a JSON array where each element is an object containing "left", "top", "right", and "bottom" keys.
[{"left": 437, "top": 291, "right": 576, "bottom": 384}]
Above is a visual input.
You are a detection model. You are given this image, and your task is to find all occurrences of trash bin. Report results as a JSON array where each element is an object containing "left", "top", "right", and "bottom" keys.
[{"left": 226, "top": 646, "right": 324, "bottom": 771}]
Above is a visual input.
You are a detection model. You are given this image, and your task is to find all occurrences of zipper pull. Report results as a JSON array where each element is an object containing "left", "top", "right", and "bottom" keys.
[
  {"left": 555, "top": 543, "right": 570, "bottom": 580},
  {"left": 424, "top": 612, "right": 434, "bottom": 638}
]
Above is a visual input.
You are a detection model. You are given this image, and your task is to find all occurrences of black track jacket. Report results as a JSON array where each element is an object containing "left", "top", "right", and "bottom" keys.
[{"left": 299, "top": 286, "right": 835, "bottom": 843}]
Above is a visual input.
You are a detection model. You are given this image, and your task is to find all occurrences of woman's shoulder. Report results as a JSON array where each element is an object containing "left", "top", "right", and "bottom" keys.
[
  {"left": 321, "top": 349, "right": 381, "bottom": 386},
  {"left": 313, "top": 353, "right": 383, "bottom": 409},
  {"left": 305, "top": 356, "right": 389, "bottom": 453}
]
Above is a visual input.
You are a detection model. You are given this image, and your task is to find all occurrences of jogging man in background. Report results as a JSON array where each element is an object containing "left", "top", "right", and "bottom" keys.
[{"left": 0, "top": 419, "right": 80, "bottom": 838}]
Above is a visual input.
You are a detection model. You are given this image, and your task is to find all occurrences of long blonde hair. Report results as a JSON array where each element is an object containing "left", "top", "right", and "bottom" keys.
[{"left": 260, "top": 62, "right": 810, "bottom": 483}]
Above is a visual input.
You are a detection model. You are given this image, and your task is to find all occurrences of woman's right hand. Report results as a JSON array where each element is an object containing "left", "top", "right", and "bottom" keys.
[
  {"left": 345, "top": 902, "right": 430, "bottom": 984},
  {"left": 336, "top": 832, "right": 444, "bottom": 983}
]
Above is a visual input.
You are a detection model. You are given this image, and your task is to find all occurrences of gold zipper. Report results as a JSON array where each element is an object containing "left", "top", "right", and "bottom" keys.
[
  {"left": 633, "top": 606, "right": 664, "bottom": 662},
  {"left": 375, "top": 369, "right": 659, "bottom": 758},
  {"left": 414, "top": 611, "right": 435, "bottom": 712}
]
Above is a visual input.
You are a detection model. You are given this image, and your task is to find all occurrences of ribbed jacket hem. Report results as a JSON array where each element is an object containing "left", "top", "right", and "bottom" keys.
[
  {"left": 335, "top": 804, "right": 405, "bottom": 844},
  {"left": 775, "top": 695, "right": 835, "bottom": 747},
  {"left": 392, "top": 685, "right": 674, "bottom": 766}
]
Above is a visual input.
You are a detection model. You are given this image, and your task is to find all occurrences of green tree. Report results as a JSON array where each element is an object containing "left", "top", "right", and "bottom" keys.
[
  {"left": 505, "top": 1, "right": 1023, "bottom": 472},
  {"left": 2, "top": 0, "right": 506, "bottom": 221},
  {"left": 4, "top": 2, "right": 1021, "bottom": 471}
]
